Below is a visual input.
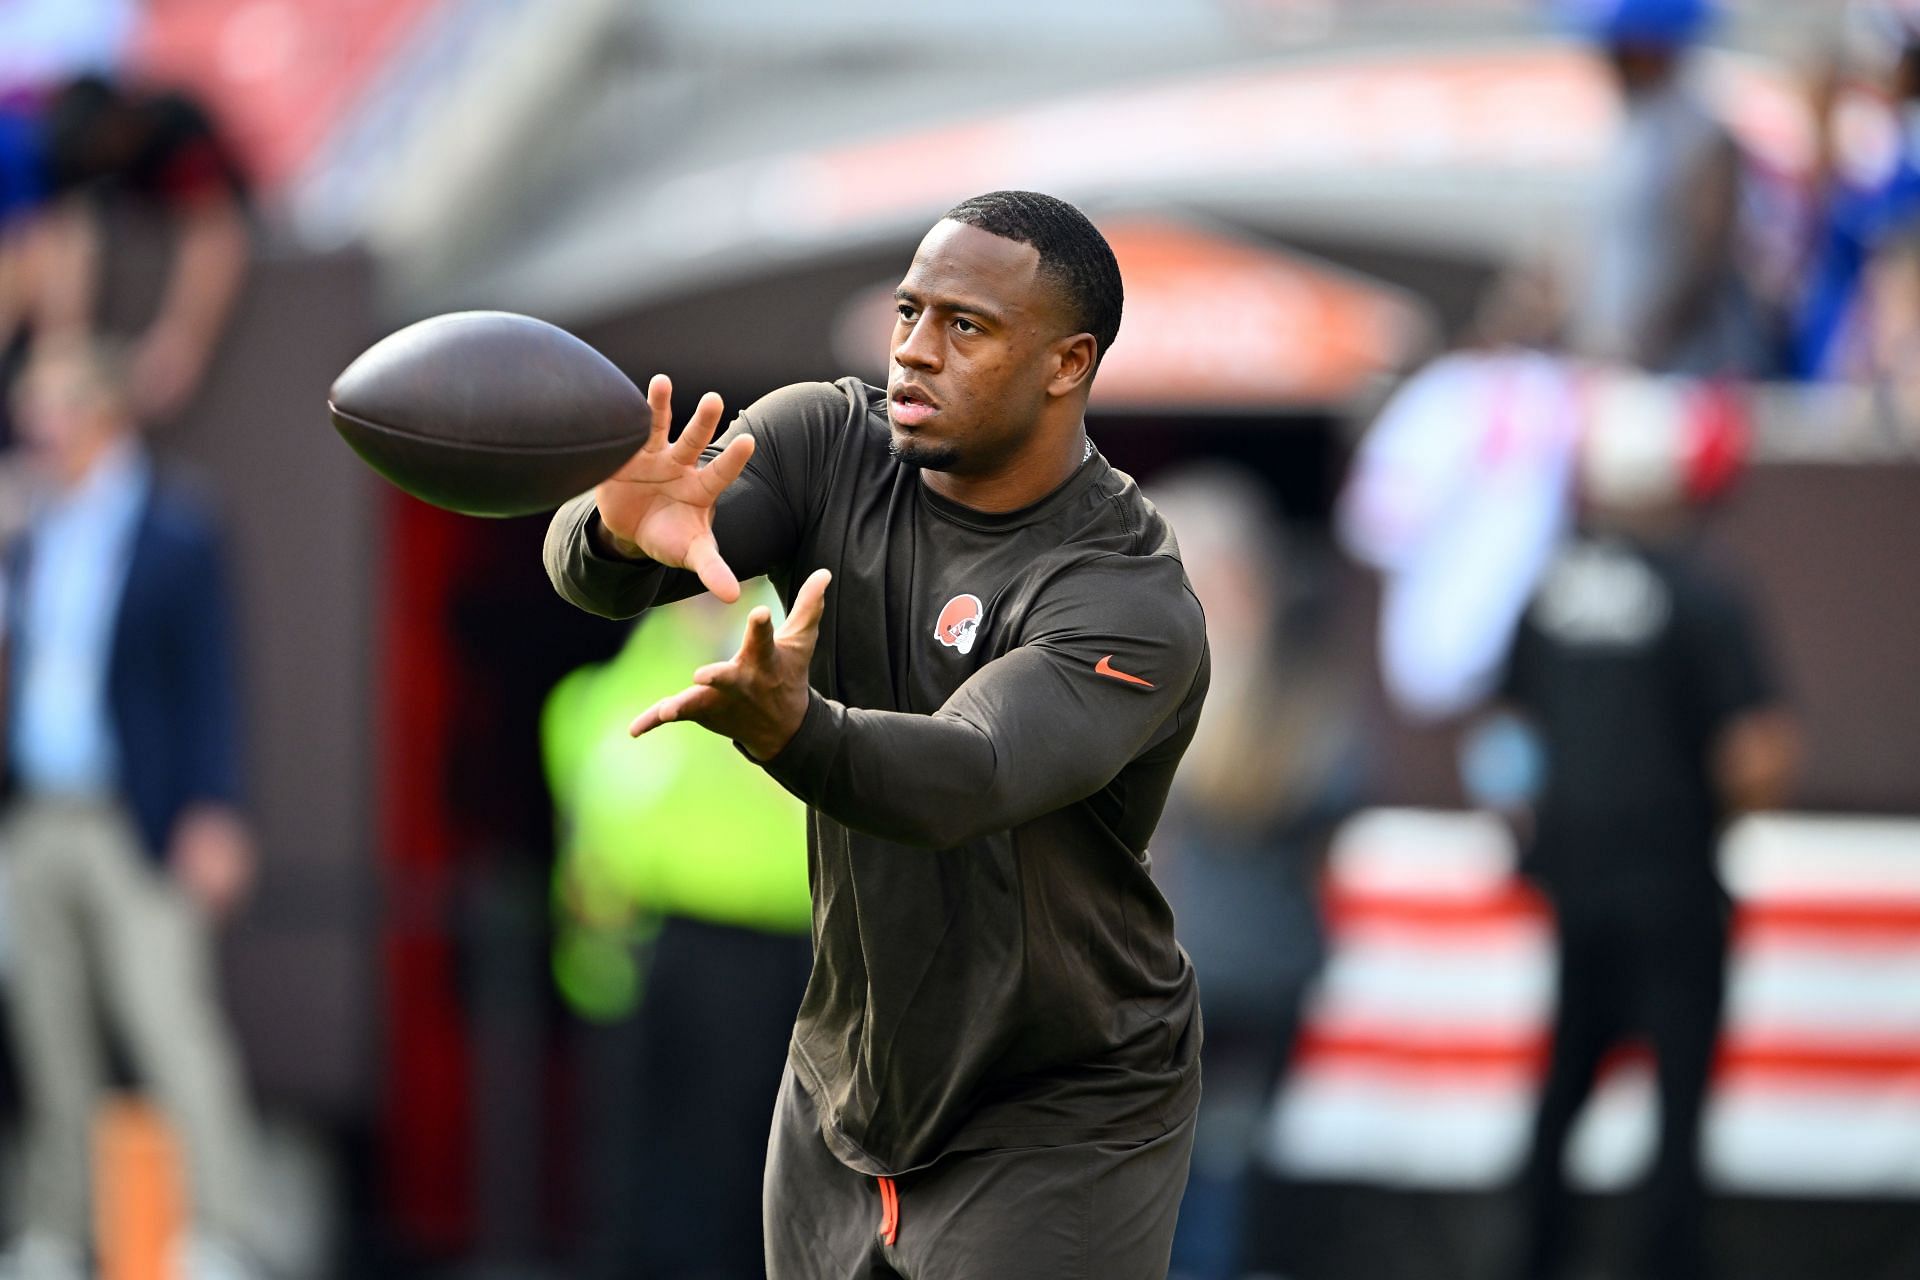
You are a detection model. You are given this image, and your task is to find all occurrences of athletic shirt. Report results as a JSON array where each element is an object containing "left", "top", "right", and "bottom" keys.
[
  {"left": 1500, "top": 533, "right": 1774, "bottom": 911},
  {"left": 547, "top": 378, "right": 1208, "bottom": 1174}
]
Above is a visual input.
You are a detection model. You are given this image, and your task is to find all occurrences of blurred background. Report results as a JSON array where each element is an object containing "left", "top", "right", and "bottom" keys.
[{"left": 1, "top": 0, "right": 1917, "bottom": 1277}]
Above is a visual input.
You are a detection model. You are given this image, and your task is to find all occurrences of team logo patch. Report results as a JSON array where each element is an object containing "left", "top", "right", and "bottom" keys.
[{"left": 935, "top": 593, "right": 983, "bottom": 655}]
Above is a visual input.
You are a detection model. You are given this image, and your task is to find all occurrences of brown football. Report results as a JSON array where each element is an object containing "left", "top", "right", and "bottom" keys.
[{"left": 328, "top": 311, "right": 646, "bottom": 517}]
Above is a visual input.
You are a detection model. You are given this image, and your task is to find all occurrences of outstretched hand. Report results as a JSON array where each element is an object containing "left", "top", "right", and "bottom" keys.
[
  {"left": 594, "top": 374, "right": 756, "bottom": 601},
  {"left": 630, "top": 568, "right": 832, "bottom": 760}
]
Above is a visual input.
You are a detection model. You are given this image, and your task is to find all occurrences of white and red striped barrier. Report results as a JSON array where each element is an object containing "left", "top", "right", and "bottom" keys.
[{"left": 1266, "top": 810, "right": 1920, "bottom": 1195}]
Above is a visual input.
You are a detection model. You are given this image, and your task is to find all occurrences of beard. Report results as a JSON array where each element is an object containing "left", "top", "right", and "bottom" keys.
[{"left": 888, "top": 432, "right": 962, "bottom": 472}]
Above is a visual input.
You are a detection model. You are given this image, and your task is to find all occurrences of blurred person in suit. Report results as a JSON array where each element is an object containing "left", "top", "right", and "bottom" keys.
[
  {"left": 1150, "top": 466, "right": 1362, "bottom": 1280},
  {"left": 1489, "top": 392, "right": 1799, "bottom": 1280},
  {"left": 0, "top": 338, "right": 258, "bottom": 1280}
]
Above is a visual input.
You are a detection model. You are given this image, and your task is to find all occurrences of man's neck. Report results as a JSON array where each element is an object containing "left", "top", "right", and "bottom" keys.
[
  {"left": 56, "top": 432, "right": 137, "bottom": 494},
  {"left": 919, "top": 425, "right": 1089, "bottom": 514}
]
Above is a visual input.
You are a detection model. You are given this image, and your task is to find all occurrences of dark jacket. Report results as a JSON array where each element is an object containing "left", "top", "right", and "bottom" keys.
[{"left": 4, "top": 472, "right": 243, "bottom": 859}]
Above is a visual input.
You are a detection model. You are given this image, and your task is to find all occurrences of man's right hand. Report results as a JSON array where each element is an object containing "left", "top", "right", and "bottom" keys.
[{"left": 593, "top": 374, "right": 756, "bottom": 602}]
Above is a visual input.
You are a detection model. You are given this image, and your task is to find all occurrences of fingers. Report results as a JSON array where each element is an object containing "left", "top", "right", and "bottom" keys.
[
  {"left": 778, "top": 568, "right": 833, "bottom": 640},
  {"left": 646, "top": 374, "right": 673, "bottom": 449},
  {"left": 643, "top": 377, "right": 725, "bottom": 462},
  {"left": 692, "top": 660, "right": 734, "bottom": 685},
  {"left": 686, "top": 531, "right": 741, "bottom": 603},
  {"left": 671, "top": 390, "right": 727, "bottom": 464},
  {"left": 628, "top": 684, "right": 718, "bottom": 738},
  {"left": 697, "top": 433, "right": 755, "bottom": 498},
  {"left": 738, "top": 606, "right": 776, "bottom": 668}
]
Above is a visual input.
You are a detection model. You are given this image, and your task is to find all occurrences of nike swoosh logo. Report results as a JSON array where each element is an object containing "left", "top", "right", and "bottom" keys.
[{"left": 1094, "top": 655, "right": 1155, "bottom": 688}]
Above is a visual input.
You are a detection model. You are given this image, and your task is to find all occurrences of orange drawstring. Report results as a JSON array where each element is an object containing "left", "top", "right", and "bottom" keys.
[{"left": 876, "top": 1175, "right": 899, "bottom": 1246}]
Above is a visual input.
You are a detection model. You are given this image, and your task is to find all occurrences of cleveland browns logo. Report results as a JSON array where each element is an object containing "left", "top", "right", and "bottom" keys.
[{"left": 935, "top": 593, "right": 984, "bottom": 655}]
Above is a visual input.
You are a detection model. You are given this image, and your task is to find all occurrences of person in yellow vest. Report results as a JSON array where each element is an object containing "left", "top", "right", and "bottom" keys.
[{"left": 542, "top": 588, "right": 810, "bottom": 1280}]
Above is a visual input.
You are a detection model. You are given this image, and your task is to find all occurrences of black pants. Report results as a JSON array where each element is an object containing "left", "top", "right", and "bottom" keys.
[
  {"left": 1513, "top": 893, "right": 1729, "bottom": 1280},
  {"left": 763, "top": 1065, "right": 1196, "bottom": 1280},
  {"left": 578, "top": 914, "right": 812, "bottom": 1280}
]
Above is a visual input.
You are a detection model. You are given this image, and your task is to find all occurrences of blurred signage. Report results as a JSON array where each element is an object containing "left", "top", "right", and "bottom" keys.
[
  {"left": 759, "top": 45, "right": 1809, "bottom": 242},
  {"left": 1092, "top": 220, "right": 1431, "bottom": 408},
  {"left": 1271, "top": 809, "right": 1920, "bottom": 1193},
  {"left": 832, "top": 217, "right": 1431, "bottom": 409},
  {"left": 128, "top": 0, "right": 447, "bottom": 192},
  {"left": 772, "top": 47, "right": 1617, "bottom": 237}
]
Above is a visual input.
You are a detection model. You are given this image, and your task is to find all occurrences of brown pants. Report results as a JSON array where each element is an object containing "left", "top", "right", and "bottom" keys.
[
  {"left": 2, "top": 800, "right": 255, "bottom": 1250},
  {"left": 763, "top": 1065, "right": 1195, "bottom": 1280}
]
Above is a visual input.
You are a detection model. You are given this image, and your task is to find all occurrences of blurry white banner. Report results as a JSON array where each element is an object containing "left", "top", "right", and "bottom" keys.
[{"left": 1269, "top": 810, "right": 1920, "bottom": 1195}]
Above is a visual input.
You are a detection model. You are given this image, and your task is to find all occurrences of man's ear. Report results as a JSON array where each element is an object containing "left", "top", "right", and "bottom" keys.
[{"left": 1046, "top": 333, "right": 1099, "bottom": 399}]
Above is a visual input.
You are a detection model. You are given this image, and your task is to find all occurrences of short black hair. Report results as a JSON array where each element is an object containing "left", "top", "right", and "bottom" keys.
[{"left": 942, "top": 190, "right": 1123, "bottom": 365}]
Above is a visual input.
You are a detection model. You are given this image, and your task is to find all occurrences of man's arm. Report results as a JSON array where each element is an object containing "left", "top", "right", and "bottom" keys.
[
  {"left": 635, "top": 554, "right": 1209, "bottom": 849},
  {"left": 1686, "top": 566, "right": 1798, "bottom": 816},
  {"left": 20, "top": 198, "right": 98, "bottom": 343},
  {"left": 176, "top": 513, "right": 243, "bottom": 810},
  {"left": 1714, "top": 708, "right": 1798, "bottom": 815},
  {"left": 131, "top": 197, "right": 249, "bottom": 421},
  {"left": 169, "top": 510, "right": 253, "bottom": 916},
  {"left": 770, "top": 642, "right": 1205, "bottom": 849}
]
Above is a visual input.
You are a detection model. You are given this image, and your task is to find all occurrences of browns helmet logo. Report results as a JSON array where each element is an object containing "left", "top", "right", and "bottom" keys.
[{"left": 934, "top": 593, "right": 983, "bottom": 655}]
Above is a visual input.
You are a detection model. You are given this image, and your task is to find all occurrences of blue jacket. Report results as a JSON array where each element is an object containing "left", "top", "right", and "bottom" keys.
[{"left": 4, "top": 474, "right": 243, "bottom": 859}]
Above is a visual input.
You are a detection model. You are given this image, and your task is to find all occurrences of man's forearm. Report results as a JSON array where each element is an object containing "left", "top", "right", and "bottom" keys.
[
  {"left": 586, "top": 507, "right": 644, "bottom": 561},
  {"left": 761, "top": 694, "right": 1063, "bottom": 848},
  {"left": 149, "top": 201, "right": 248, "bottom": 356},
  {"left": 545, "top": 492, "right": 684, "bottom": 619},
  {"left": 1716, "top": 708, "right": 1799, "bottom": 814},
  {"left": 762, "top": 645, "right": 1186, "bottom": 849}
]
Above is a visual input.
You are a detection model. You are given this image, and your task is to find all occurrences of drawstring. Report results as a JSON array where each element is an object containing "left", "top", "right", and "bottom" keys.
[{"left": 876, "top": 1175, "right": 899, "bottom": 1246}]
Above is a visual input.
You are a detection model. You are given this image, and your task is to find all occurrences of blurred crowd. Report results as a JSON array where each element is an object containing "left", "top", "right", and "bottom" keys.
[
  {"left": 0, "top": 9, "right": 260, "bottom": 1280},
  {"left": 1389, "top": 0, "right": 1920, "bottom": 454},
  {"left": 1527, "top": 0, "right": 1920, "bottom": 421}
]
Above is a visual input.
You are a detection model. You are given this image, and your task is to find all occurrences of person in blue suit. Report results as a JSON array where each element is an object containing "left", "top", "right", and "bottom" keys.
[{"left": 0, "top": 337, "right": 257, "bottom": 1280}]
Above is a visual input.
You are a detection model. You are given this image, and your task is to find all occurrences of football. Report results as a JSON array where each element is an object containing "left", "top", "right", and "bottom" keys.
[{"left": 328, "top": 311, "right": 647, "bottom": 518}]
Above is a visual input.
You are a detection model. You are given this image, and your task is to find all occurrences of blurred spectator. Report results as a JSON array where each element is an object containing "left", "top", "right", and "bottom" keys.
[
  {"left": 1794, "top": 2, "right": 1920, "bottom": 382},
  {"left": 1148, "top": 466, "right": 1361, "bottom": 1280},
  {"left": 0, "top": 99, "right": 51, "bottom": 525},
  {"left": 1857, "top": 217, "right": 1920, "bottom": 439},
  {"left": 1490, "top": 400, "right": 1798, "bottom": 1280},
  {"left": 1561, "top": 0, "right": 1776, "bottom": 376},
  {"left": 542, "top": 593, "right": 811, "bottom": 1280},
  {"left": 1, "top": 339, "right": 258, "bottom": 1280},
  {"left": 32, "top": 74, "right": 250, "bottom": 424}
]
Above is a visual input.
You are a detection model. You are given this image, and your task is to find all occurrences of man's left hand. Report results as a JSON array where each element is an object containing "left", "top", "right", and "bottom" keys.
[
  {"left": 168, "top": 805, "right": 255, "bottom": 919},
  {"left": 629, "top": 568, "right": 831, "bottom": 761}
]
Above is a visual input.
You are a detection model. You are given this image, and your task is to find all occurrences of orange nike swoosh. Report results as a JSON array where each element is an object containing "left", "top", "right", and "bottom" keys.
[{"left": 1094, "top": 655, "right": 1154, "bottom": 688}]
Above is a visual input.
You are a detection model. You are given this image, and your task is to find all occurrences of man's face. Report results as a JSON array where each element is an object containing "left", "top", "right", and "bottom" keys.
[
  {"left": 887, "top": 220, "right": 1073, "bottom": 475},
  {"left": 15, "top": 356, "right": 92, "bottom": 455},
  {"left": 11, "top": 351, "right": 121, "bottom": 480}
]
